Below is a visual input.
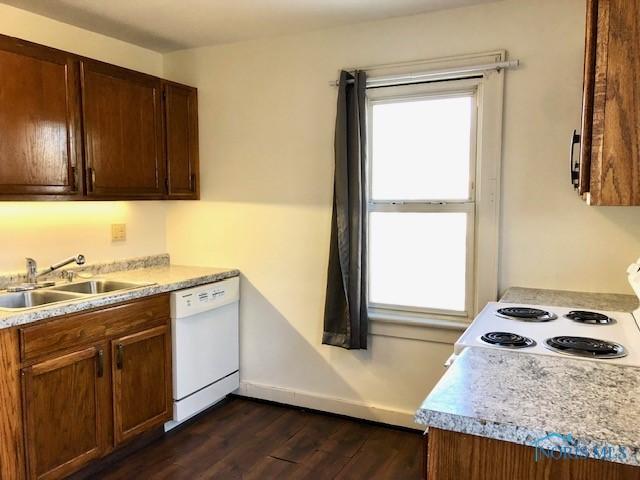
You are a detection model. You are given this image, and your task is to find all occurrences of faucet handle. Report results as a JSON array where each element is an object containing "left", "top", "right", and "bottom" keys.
[
  {"left": 25, "top": 258, "right": 38, "bottom": 285},
  {"left": 26, "top": 258, "right": 37, "bottom": 272}
]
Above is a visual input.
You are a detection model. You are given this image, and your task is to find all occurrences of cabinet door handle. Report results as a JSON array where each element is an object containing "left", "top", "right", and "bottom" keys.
[
  {"left": 96, "top": 349, "right": 104, "bottom": 377},
  {"left": 569, "top": 130, "right": 581, "bottom": 189},
  {"left": 116, "top": 344, "right": 124, "bottom": 370},
  {"left": 190, "top": 174, "right": 196, "bottom": 192}
]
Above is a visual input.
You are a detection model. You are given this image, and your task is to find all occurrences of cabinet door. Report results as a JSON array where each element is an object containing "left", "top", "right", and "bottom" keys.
[
  {"left": 0, "top": 36, "right": 81, "bottom": 198},
  {"left": 585, "top": 0, "right": 640, "bottom": 205},
  {"left": 81, "top": 60, "right": 165, "bottom": 198},
  {"left": 22, "top": 345, "right": 108, "bottom": 480},
  {"left": 577, "top": 0, "right": 598, "bottom": 196},
  {"left": 112, "top": 325, "right": 172, "bottom": 446},
  {"left": 164, "top": 82, "right": 199, "bottom": 199}
]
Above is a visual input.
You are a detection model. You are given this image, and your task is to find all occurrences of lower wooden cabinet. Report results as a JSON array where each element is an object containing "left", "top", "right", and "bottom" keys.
[
  {"left": 22, "top": 345, "right": 108, "bottom": 480},
  {"left": 112, "top": 325, "right": 172, "bottom": 446},
  {"left": 424, "top": 428, "right": 640, "bottom": 480},
  {"left": 17, "top": 295, "right": 172, "bottom": 480}
]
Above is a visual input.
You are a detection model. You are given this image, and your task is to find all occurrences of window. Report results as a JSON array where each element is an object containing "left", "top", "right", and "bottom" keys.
[{"left": 367, "top": 78, "right": 482, "bottom": 321}]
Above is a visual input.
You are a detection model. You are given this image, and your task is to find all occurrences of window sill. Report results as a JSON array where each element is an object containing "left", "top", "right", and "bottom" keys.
[{"left": 369, "top": 309, "right": 468, "bottom": 343}]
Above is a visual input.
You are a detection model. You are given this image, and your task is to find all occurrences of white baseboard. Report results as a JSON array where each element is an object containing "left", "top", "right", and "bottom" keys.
[{"left": 236, "top": 381, "right": 422, "bottom": 430}]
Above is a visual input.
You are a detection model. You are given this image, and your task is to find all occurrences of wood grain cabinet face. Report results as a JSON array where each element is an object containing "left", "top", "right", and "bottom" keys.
[
  {"left": 81, "top": 60, "right": 165, "bottom": 198},
  {"left": 425, "top": 428, "right": 640, "bottom": 480},
  {"left": 164, "top": 82, "right": 199, "bottom": 199},
  {"left": 0, "top": 38, "right": 81, "bottom": 198},
  {"left": 112, "top": 325, "right": 172, "bottom": 446},
  {"left": 579, "top": 0, "right": 640, "bottom": 205},
  {"left": 0, "top": 34, "right": 200, "bottom": 201},
  {"left": 22, "top": 345, "right": 108, "bottom": 480},
  {"left": 16, "top": 295, "right": 172, "bottom": 479}
]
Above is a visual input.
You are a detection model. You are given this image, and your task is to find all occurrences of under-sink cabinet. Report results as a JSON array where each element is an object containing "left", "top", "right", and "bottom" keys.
[
  {"left": 22, "top": 344, "right": 109, "bottom": 480},
  {"left": 111, "top": 325, "right": 172, "bottom": 446},
  {"left": 0, "top": 294, "right": 172, "bottom": 480}
]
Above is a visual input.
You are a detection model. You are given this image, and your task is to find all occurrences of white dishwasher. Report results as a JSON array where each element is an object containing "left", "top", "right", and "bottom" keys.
[{"left": 164, "top": 276, "right": 240, "bottom": 431}]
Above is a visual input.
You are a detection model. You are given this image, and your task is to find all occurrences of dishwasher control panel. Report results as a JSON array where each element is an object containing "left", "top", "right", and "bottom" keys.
[{"left": 171, "top": 276, "right": 240, "bottom": 318}]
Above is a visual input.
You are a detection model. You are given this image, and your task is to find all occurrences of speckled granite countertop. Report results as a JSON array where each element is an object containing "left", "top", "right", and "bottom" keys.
[
  {"left": 415, "top": 286, "right": 640, "bottom": 466},
  {"left": 0, "top": 258, "right": 239, "bottom": 329},
  {"left": 501, "top": 286, "right": 638, "bottom": 312},
  {"left": 416, "top": 348, "right": 640, "bottom": 466}
]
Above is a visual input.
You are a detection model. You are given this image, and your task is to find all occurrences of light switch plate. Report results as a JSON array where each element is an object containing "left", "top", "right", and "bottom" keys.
[{"left": 111, "top": 223, "right": 126, "bottom": 242}]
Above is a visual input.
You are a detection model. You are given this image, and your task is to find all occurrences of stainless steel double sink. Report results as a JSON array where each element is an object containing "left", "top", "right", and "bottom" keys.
[{"left": 0, "top": 279, "right": 155, "bottom": 312}]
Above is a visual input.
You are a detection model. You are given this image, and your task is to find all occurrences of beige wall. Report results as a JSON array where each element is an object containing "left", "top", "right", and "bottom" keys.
[
  {"left": 3, "top": 0, "right": 639, "bottom": 427},
  {"left": 163, "top": 0, "right": 640, "bottom": 426},
  {"left": 0, "top": 4, "right": 167, "bottom": 272}
]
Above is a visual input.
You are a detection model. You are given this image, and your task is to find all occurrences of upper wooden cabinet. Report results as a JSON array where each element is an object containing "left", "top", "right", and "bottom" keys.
[
  {"left": 164, "top": 82, "right": 200, "bottom": 199},
  {"left": 81, "top": 61, "right": 165, "bottom": 199},
  {"left": 574, "top": 0, "right": 640, "bottom": 205},
  {"left": 0, "top": 37, "right": 82, "bottom": 198},
  {"left": 0, "top": 34, "right": 199, "bottom": 201}
]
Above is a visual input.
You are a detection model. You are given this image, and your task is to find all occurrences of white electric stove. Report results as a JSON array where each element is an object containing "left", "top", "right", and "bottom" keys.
[{"left": 450, "top": 259, "right": 640, "bottom": 367}]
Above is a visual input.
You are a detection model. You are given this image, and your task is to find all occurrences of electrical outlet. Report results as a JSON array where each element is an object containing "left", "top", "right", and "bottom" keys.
[{"left": 111, "top": 223, "right": 126, "bottom": 242}]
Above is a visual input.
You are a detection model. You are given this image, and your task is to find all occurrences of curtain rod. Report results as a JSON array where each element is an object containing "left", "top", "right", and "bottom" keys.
[{"left": 328, "top": 59, "right": 519, "bottom": 87}]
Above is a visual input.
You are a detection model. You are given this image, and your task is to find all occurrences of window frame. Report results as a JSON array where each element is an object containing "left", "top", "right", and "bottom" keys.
[
  {"left": 363, "top": 67, "right": 503, "bottom": 328},
  {"left": 366, "top": 79, "right": 479, "bottom": 320}
]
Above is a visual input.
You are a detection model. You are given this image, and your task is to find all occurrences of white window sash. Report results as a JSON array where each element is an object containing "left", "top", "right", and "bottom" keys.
[{"left": 365, "top": 77, "right": 489, "bottom": 322}]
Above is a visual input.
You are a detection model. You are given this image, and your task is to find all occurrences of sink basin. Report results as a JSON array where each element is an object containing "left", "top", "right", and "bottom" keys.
[
  {"left": 0, "top": 290, "right": 83, "bottom": 311},
  {"left": 50, "top": 279, "right": 154, "bottom": 295}
]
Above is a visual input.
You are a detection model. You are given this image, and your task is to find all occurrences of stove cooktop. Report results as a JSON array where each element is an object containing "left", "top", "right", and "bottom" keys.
[{"left": 455, "top": 302, "right": 640, "bottom": 366}]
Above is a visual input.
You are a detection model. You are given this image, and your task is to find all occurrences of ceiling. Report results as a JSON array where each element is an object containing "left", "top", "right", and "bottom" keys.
[{"left": 2, "top": 0, "right": 497, "bottom": 52}]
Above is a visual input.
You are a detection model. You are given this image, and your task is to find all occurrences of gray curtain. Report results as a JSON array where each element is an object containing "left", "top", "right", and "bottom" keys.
[{"left": 322, "top": 70, "right": 368, "bottom": 350}]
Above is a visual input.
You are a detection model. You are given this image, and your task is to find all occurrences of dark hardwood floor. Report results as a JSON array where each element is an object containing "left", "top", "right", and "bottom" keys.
[{"left": 90, "top": 397, "right": 423, "bottom": 479}]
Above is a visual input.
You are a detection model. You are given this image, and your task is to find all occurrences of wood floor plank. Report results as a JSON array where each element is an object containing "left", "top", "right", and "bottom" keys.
[
  {"left": 194, "top": 409, "right": 310, "bottom": 478},
  {"left": 243, "top": 457, "right": 301, "bottom": 479},
  {"left": 318, "top": 420, "right": 372, "bottom": 458},
  {"left": 287, "top": 450, "right": 352, "bottom": 479},
  {"left": 335, "top": 428, "right": 422, "bottom": 480},
  {"left": 92, "top": 398, "right": 422, "bottom": 480},
  {"left": 271, "top": 414, "right": 345, "bottom": 463}
]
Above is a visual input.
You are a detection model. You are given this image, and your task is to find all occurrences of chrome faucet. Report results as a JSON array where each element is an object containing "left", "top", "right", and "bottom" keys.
[
  {"left": 8, "top": 254, "right": 86, "bottom": 292},
  {"left": 36, "top": 254, "right": 86, "bottom": 280}
]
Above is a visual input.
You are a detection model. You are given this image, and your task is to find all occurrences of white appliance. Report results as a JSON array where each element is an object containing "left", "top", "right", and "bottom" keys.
[
  {"left": 448, "top": 260, "right": 640, "bottom": 367},
  {"left": 165, "top": 277, "right": 240, "bottom": 431}
]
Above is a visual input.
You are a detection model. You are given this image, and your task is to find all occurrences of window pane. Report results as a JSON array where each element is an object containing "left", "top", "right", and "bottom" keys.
[
  {"left": 371, "top": 95, "right": 473, "bottom": 201},
  {"left": 369, "top": 212, "right": 468, "bottom": 312}
]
